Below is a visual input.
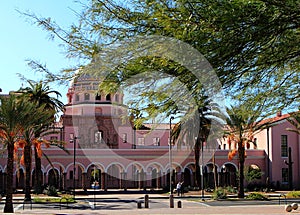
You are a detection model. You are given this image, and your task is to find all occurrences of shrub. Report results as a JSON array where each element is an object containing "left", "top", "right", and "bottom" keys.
[
  {"left": 33, "top": 197, "right": 41, "bottom": 203},
  {"left": 61, "top": 194, "right": 75, "bottom": 203},
  {"left": 246, "top": 192, "right": 268, "bottom": 200},
  {"left": 46, "top": 185, "right": 58, "bottom": 196},
  {"left": 33, "top": 195, "right": 75, "bottom": 203},
  {"left": 226, "top": 186, "right": 237, "bottom": 194},
  {"left": 212, "top": 188, "right": 227, "bottom": 200},
  {"left": 286, "top": 191, "right": 300, "bottom": 198}
]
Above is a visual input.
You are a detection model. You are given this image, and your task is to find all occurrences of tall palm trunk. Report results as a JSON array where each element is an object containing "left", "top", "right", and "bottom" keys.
[
  {"left": 24, "top": 144, "right": 32, "bottom": 200},
  {"left": 4, "top": 143, "right": 14, "bottom": 213},
  {"left": 238, "top": 142, "right": 245, "bottom": 198},
  {"left": 194, "top": 142, "right": 201, "bottom": 187},
  {"left": 34, "top": 147, "right": 43, "bottom": 194}
]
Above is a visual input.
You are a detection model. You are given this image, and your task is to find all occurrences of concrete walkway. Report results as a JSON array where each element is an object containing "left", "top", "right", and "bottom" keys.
[{"left": 8, "top": 193, "right": 292, "bottom": 214}]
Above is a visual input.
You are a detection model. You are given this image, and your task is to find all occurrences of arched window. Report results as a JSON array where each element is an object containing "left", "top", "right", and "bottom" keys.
[
  {"left": 95, "top": 93, "right": 101, "bottom": 101},
  {"left": 106, "top": 94, "right": 111, "bottom": 101},
  {"left": 84, "top": 93, "right": 90, "bottom": 101},
  {"left": 95, "top": 131, "right": 103, "bottom": 143}
]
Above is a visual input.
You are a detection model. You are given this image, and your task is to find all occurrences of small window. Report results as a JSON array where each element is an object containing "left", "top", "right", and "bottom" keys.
[
  {"left": 115, "top": 94, "right": 119, "bottom": 102},
  {"left": 138, "top": 137, "right": 145, "bottom": 145},
  {"left": 84, "top": 93, "right": 90, "bottom": 101},
  {"left": 122, "top": 133, "right": 127, "bottom": 143},
  {"left": 282, "top": 168, "right": 288, "bottom": 183},
  {"left": 75, "top": 94, "right": 80, "bottom": 101},
  {"left": 95, "top": 93, "right": 101, "bottom": 101},
  {"left": 106, "top": 94, "right": 111, "bottom": 101},
  {"left": 281, "top": 135, "right": 288, "bottom": 157},
  {"left": 153, "top": 137, "right": 160, "bottom": 146},
  {"left": 95, "top": 131, "right": 103, "bottom": 143}
]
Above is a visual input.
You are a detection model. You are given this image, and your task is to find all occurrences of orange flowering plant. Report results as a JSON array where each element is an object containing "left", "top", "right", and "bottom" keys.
[
  {"left": 14, "top": 138, "right": 51, "bottom": 166},
  {"left": 225, "top": 131, "right": 255, "bottom": 161}
]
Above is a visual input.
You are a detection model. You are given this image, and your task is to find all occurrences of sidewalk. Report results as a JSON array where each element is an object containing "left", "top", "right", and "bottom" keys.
[
  {"left": 17, "top": 205, "right": 287, "bottom": 215},
  {"left": 10, "top": 192, "right": 291, "bottom": 214}
]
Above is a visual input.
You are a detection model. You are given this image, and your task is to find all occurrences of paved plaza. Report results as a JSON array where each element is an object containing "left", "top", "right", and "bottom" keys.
[{"left": 0, "top": 192, "right": 295, "bottom": 214}]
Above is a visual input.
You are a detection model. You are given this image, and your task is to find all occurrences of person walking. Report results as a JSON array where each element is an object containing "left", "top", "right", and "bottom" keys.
[
  {"left": 176, "top": 182, "right": 182, "bottom": 196},
  {"left": 180, "top": 181, "right": 184, "bottom": 196}
]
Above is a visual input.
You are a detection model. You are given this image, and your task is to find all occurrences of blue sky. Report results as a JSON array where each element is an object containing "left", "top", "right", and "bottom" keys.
[{"left": 0, "top": 0, "right": 82, "bottom": 103}]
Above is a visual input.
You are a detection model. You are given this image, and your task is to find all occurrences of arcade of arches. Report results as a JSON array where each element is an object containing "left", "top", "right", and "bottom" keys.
[{"left": 0, "top": 162, "right": 262, "bottom": 192}]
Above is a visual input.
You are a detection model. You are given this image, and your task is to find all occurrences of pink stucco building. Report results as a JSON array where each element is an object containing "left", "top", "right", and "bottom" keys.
[{"left": 0, "top": 76, "right": 299, "bottom": 193}]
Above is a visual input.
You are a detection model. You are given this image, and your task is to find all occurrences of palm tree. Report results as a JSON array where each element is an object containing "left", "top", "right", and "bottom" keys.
[
  {"left": 287, "top": 112, "right": 300, "bottom": 134},
  {"left": 0, "top": 95, "right": 36, "bottom": 213},
  {"left": 16, "top": 80, "right": 64, "bottom": 194},
  {"left": 15, "top": 102, "right": 55, "bottom": 200},
  {"left": 224, "top": 105, "right": 270, "bottom": 198},
  {"left": 172, "top": 95, "right": 224, "bottom": 188}
]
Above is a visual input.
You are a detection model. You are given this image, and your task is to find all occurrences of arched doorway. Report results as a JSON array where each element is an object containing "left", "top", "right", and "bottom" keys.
[
  {"left": 166, "top": 169, "right": 176, "bottom": 192},
  {"left": 146, "top": 163, "right": 163, "bottom": 190},
  {"left": 183, "top": 168, "right": 192, "bottom": 187},
  {"left": 16, "top": 169, "right": 24, "bottom": 189},
  {"left": 126, "top": 163, "right": 144, "bottom": 189},
  {"left": 48, "top": 169, "right": 59, "bottom": 188},
  {"left": 32, "top": 169, "right": 43, "bottom": 189},
  {"left": 220, "top": 163, "right": 237, "bottom": 187},
  {"left": 151, "top": 169, "right": 157, "bottom": 188},
  {"left": 107, "top": 164, "right": 122, "bottom": 188},
  {"left": 205, "top": 163, "right": 218, "bottom": 189},
  {"left": 88, "top": 165, "right": 101, "bottom": 189}
]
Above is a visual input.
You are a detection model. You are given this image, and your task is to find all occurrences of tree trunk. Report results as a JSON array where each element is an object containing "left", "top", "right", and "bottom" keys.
[
  {"left": 194, "top": 141, "right": 201, "bottom": 187},
  {"left": 213, "top": 153, "right": 217, "bottom": 189},
  {"left": 34, "top": 147, "right": 43, "bottom": 194},
  {"left": 24, "top": 144, "right": 32, "bottom": 200},
  {"left": 4, "top": 143, "right": 14, "bottom": 213},
  {"left": 238, "top": 142, "right": 245, "bottom": 198}
]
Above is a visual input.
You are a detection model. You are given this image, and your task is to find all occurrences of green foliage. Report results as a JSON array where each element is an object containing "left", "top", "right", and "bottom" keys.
[
  {"left": 246, "top": 192, "right": 268, "bottom": 200},
  {"left": 33, "top": 195, "right": 75, "bottom": 203},
  {"left": 225, "top": 186, "right": 238, "bottom": 194},
  {"left": 22, "top": 0, "right": 300, "bottom": 112},
  {"left": 60, "top": 195, "right": 75, "bottom": 203},
  {"left": 91, "top": 169, "right": 100, "bottom": 181},
  {"left": 46, "top": 186, "right": 58, "bottom": 196},
  {"left": 286, "top": 191, "right": 300, "bottom": 198},
  {"left": 245, "top": 165, "right": 263, "bottom": 183},
  {"left": 212, "top": 188, "right": 227, "bottom": 200}
]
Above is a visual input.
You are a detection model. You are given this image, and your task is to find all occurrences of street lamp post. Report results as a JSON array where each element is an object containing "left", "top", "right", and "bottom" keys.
[
  {"left": 70, "top": 134, "right": 79, "bottom": 199},
  {"left": 201, "top": 139, "right": 204, "bottom": 201},
  {"left": 93, "top": 165, "right": 96, "bottom": 209},
  {"left": 196, "top": 137, "right": 205, "bottom": 201},
  {"left": 169, "top": 116, "right": 174, "bottom": 208}
]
